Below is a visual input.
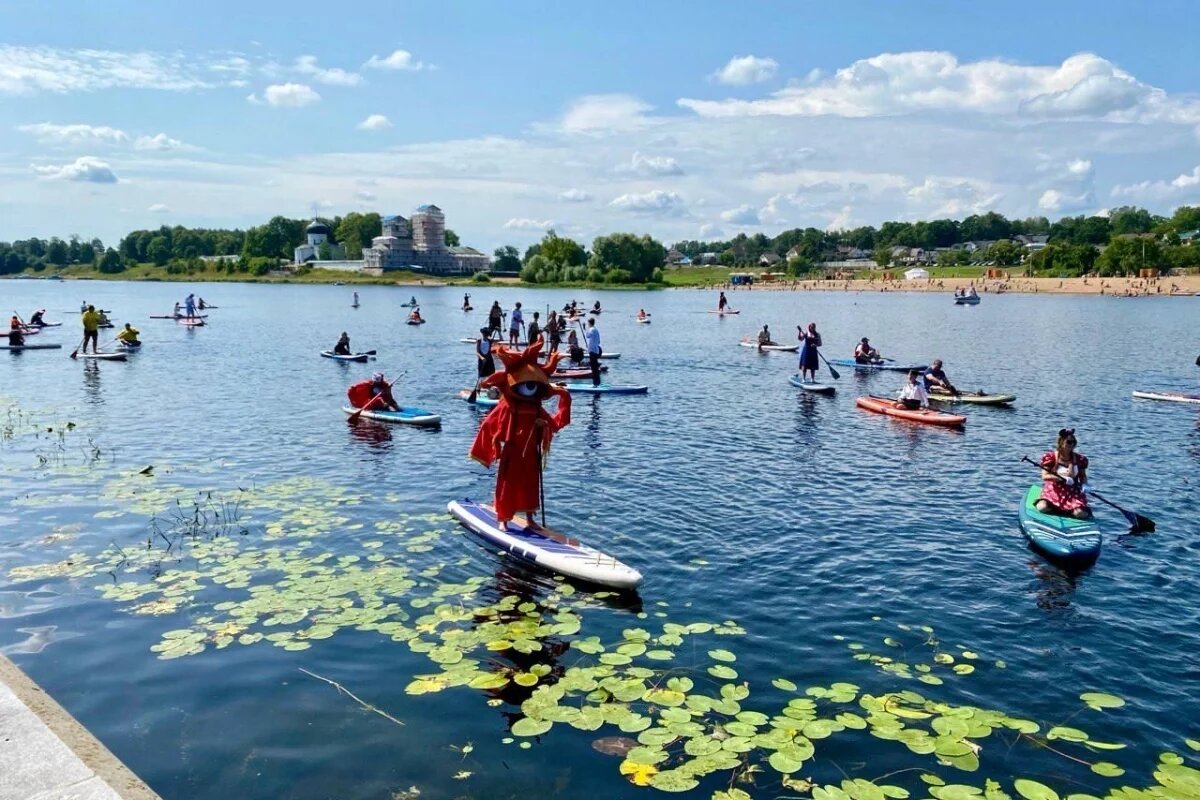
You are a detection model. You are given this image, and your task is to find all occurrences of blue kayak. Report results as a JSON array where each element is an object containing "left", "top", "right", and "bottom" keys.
[
  {"left": 341, "top": 405, "right": 441, "bottom": 427},
  {"left": 1017, "top": 484, "right": 1102, "bottom": 563},
  {"left": 828, "top": 358, "right": 929, "bottom": 372},
  {"left": 561, "top": 383, "right": 648, "bottom": 395}
]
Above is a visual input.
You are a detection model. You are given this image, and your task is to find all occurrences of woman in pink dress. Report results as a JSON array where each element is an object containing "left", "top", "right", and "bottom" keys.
[{"left": 1037, "top": 428, "right": 1091, "bottom": 519}]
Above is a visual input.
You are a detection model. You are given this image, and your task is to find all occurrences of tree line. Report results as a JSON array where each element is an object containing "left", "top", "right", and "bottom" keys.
[{"left": 510, "top": 230, "right": 666, "bottom": 285}]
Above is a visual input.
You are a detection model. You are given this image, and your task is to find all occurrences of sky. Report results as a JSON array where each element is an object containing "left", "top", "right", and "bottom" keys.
[{"left": 2, "top": 0, "right": 1200, "bottom": 253}]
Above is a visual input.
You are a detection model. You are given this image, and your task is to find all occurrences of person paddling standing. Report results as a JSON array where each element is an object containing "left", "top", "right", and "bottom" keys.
[
  {"left": 476, "top": 328, "right": 496, "bottom": 380},
  {"left": 509, "top": 302, "right": 525, "bottom": 346},
  {"left": 487, "top": 301, "right": 503, "bottom": 340},
  {"left": 797, "top": 322, "right": 822, "bottom": 382},
  {"left": 184, "top": 293, "right": 196, "bottom": 321},
  {"left": 718, "top": 291, "right": 728, "bottom": 312},
  {"left": 1037, "top": 429, "right": 1092, "bottom": 519},
  {"left": 527, "top": 311, "right": 542, "bottom": 346},
  {"left": 81, "top": 305, "right": 101, "bottom": 354},
  {"left": 545, "top": 310, "right": 561, "bottom": 351},
  {"left": 584, "top": 317, "right": 602, "bottom": 386}
]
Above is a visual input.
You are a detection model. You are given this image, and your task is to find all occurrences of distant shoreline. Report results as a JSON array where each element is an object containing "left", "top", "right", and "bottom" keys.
[{"left": 681, "top": 274, "right": 1200, "bottom": 298}]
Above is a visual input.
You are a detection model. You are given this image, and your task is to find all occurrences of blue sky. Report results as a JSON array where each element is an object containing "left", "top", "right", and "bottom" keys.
[{"left": 2, "top": 0, "right": 1199, "bottom": 253}]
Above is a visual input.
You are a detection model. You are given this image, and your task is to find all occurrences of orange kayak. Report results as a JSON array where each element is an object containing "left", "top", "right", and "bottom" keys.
[{"left": 855, "top": 395, "right": 966, "bottom": 428}]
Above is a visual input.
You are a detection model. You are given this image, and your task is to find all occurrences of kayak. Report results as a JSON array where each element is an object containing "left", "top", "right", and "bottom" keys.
[
  {"left": 77, "top": 352, "right": 127, "bottom": 361},
  {"left": 954, "top": 295, "right": 981, "bottom": 305},
  {"left": 406, "top": 319, "right": 426, "bottom": 325},
  {"left": 447, "top": 498, "right": 642, "bottom": 589},
  {"left": 321, "top": 351, "right": 371, "bottom": 363},
  {"left": 740, "top": 339, "right": 799, "bottom": 353},
  {"left": 341, "top": 405, "right": 441, "bottom": 427},
  {"left": 829, "top": 358, "right": 929, "bottom": 372},
  {"left": 177, "top": 319, "right": 205, "bottom": 327},
  {"left": 855, "top": 395, "right": 966, "bottom": 428},
  {"left": 1018, "top": 484, "right": 1102, "bottom": 563},
  {"left": 561, "top": 383, "right": 648, "bottom": 395},
  {"left": 1132, "top": 390, "right": 1200, "bottom": 405},
  {"left": 150, "top": 314, "right": 207, "bottom": 320},
  {"left": 708, "top": 309, "right": 740, "bottom": 315},
  {"left": 788, "top": 376, "right": 835, "bottom": 394},
  {"left": 929, "top": 389, "right": 1016, "bottom": 406},
  {"left": 458, "top": 390, "right": 499, "bottom": 408},
  {"left": 1, "top": 344, "right": 62, "bottom": 351}
]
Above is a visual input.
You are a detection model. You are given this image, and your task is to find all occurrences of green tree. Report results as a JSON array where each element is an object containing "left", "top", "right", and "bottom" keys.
[
  {"left": 46, "top": 238, "right": 69, "bottom": 265},
  {"left": 986, "top": 240, "right": 1024, "bottom": 266},
  {"left": 316, "top": 241, "right": 333, "bottom": 260},
  {"left": 146, "top": 236, "right": 171, "bottom": 266},
  {"left": 960, "top": 212, "right": 1012, "bottom": 242},
  {"left": 538, "top": 230, "right": 587, "bottom": 267},
  {"left": 588, "top": 233, "right": 664, "bottom": 283},
  {"left": 492, "top": 246, "right": 521, "bottom": 272},
  {"left": 1096, "top": 236, "right": 1161, "bottom": 276},
  {"left": 872, "top": 245, "right": 891, "bottom": 268},
  {"left": 334, "top": 212, "right": 382, "bottom": 259},
  {"left": 444, "top": 228, "right": 460, "bottom": 247},
  {"left": 96, "top": 248, "right": 124, "bottom": 274},
  {"left": 1108, "top": 206, "right": 1158, "bottom": 236}
]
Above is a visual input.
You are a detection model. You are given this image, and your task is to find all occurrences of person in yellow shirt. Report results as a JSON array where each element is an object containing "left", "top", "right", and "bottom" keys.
[
  {"left": 116, "top": 323, "right": 140, "bottom": 347},
  {"left": 80, "top": 305, "right": 102, "bottom": 354}
]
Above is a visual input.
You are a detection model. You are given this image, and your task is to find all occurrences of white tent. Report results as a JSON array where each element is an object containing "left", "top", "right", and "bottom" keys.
[{"left": 904, "top": 268, "right": 930, "bottom": 280}]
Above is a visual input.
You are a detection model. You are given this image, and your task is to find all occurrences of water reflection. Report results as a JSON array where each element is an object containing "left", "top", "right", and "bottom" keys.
[
  {"left": 584, "top": 397, "right": 602, "bottom": 451},
  {"left": 81, "top": 360, "right": 103, "bottom": 405},
  {"left": 346, "top": 419, "right": 394, "bottom": 451},
  {"left": 1025, "top": 557, "right": 1083, "bottom": 615}
]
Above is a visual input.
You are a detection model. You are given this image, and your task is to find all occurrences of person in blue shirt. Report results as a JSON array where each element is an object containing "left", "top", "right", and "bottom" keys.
[
  {"left": 923, "top": 359, "right": 959, "bottom": 396},
  {"left": 509, "top": 302, "right": 524, "bottom": 346},
  {"left": 584, "top": 317, "right": 602, "bottom": 386}
]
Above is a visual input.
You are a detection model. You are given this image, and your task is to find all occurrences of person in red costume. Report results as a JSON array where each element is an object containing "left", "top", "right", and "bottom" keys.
[
  {"left": 469, "top": 338, "right": 571, "bottom": 530},
  {"left": 347, "top": 372, "right": 400, "bottom": 412}
]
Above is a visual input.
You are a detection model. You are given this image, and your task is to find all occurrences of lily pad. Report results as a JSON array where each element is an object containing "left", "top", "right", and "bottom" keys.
[{"left": 1014, "top": 780, "right": 1059, "bottom": 800}]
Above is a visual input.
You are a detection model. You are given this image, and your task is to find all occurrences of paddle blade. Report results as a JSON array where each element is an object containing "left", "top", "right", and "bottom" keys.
[{"left": 826, "top": 364, "right": 840, "bottom": 380}]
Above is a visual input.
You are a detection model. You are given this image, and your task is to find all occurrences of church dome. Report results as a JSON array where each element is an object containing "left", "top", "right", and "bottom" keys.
[{"left": 306, "top": 220, "right": 331, "bottom": 235}]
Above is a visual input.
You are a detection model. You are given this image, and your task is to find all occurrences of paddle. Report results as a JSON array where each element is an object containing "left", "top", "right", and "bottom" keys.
[
  {"left": 347, "top": 373, "right": 404, "bottom": 423},
  {"left": 1020, "top": 456, "right": 1154, "bottom": 533},
  {"left": 818, "top": 351, "right": 840, "bottom": 380}
]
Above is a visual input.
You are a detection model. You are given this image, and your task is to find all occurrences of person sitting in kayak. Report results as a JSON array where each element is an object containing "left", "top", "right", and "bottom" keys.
[
  {"left": 333, "top": 332, "right": 351, "bottom": 355},
  {"left": 967, "top": 286, "right": 978, "bottom": 298},
  {"left": 923, "top": 359, "right": 959, "bottom": 396},
  {"left": 896, "top": 369, "right": 929, "bottom": 410},
  {"left": 409, "top": 308, "right": 423, "bottom": 323},
  {"left": 347, "top": 372, "right": 399, "bottom": 412},
  {"left": 29, "top": 309, "right": 46, "bottom": 326},
  {"left": 757, "top": 325, "right": 775, "bottom": 347},
  {"left": 718, "top": 292, "right": 728, "bottom": 312},
  {"left": 116, "top": 324, "right": 140, "bottom": 346},
  {"left": 854, "top": 337, "right": 881, "bottom": 364},
  {"left": 1037, "top": 429, "right": 1091, "bottom": 519}
]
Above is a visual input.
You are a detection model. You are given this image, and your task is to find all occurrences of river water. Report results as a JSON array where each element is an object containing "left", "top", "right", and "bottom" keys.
[{"left": 1, "top": 280, "right": 1197, "bottom": 800}]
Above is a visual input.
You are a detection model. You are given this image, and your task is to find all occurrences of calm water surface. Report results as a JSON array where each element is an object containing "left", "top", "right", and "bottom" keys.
[{"left": 1, "top": 281, "right": 1198, "bottom": 799}]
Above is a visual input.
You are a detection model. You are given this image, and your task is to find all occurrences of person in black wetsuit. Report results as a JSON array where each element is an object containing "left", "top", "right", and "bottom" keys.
[{"left": 333, "top": 332, "right": 351, "bottom": 355}]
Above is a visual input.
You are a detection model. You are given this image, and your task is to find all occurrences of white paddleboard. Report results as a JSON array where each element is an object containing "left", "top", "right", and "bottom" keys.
[
  {"left": 448, "top": 499, "right": 642, "bottom": 589},
  {"left": 740, "top": 340, "right": 799, "bottom": 352},
  {"left": 788, "top": 376, "right": 835, "bottom": 394},
  {"left": 1133, "top": 390, "right": 1200, "bottom": 405}
]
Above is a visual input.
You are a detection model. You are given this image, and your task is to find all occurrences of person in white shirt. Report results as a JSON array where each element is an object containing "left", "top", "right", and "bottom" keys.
[
  {"left": 584, "top": 318, "right": 602, "bottom": 386},
  {"left": 476, "top": 328, "right": 495, "bottom": 379},
  {"left": 897, "top": 369, "right": 929, "bottom": 410},
  {"left": 509, "top": 303, "right": 524, "bottom": 346}
]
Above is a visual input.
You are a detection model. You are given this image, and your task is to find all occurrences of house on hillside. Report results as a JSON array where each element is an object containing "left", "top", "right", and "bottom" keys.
[
  {"left": 698, "top": 252, "right": 719, "bottom": 265},
  {"left": 1016, "top": 234, "right": 1049, "bottom": 251},
  {"left": 665, "top": 247, "right": 692, "bottom": 265},
  {"left": 758, "top": 252, "right": 782, "bottom": 267},
  {"left": 1180, "top": 230, "right": 1199, "bottom": 245},
  {"left": 785, "top": 245, "right": 804, "bottom": 260}
]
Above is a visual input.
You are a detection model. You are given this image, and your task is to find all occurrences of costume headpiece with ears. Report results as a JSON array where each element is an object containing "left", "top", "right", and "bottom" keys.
[{"left": 481, "top": 336, "right": 562, "bottom": 401}]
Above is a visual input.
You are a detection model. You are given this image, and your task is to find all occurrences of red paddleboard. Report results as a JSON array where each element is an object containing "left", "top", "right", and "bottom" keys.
[{"left": 855, "top": 395, "right": 965, "bottom": 428}]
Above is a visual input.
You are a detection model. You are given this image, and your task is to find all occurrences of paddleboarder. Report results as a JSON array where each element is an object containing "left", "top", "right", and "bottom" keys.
[
  {"left": 923, "top": 359, "right": 959, "bottom": 396},
  {"left": 487, "top": 301, "right": 503, "bottom": 340},
  {"left": 584, "top": 317, "right": 602, "bottom": 386},
  {"left": 797, "top": 322, "right": 822, "bottom": 383},
  {"left": 545, "top": 311, "right": 561, "bottom": 351},
  {"left": 757, "top": 324, "right": 775, "bottom": 348},
  {"left": 1037, "top": 429, "right": 1092, "bottom": 520},
  {"left": 527, "top": 311, "right": 542, "bottom": 346},
  {"left": 353, "top": 291, "right": 359, "bottom": 307},
  {"left": 567, "top": 329, "right": 583, "bottom": 363},
  {"left": 462, "top": 293, "right": 471, "bottom": 310},
  {"left": 333, "top": 332, "right": 351, "bottom": 355},
  {"left": 347, "top": 372, "right": 400, "bottom": 412},
  {"left": 173, "top": 302, "right": 182, "bottom": 318},
  {"left": 896, "top": 369, "right": 930, "bottom": 410},
  {"left": 854, "top": 337, "right": 881, "bottom": 364},
  {"left": 116, "top": 324, "right": 140, "bottom": 347},
  {"left": 408, "top": 307, "right": 423, "bottom": 324},
  {"left": 80, "top": 305, "right": 102, "bottom": 354},
  {"left": 509, "top": 302, "right": 524, "bottom": 346},
  {"left": 29, "top": 309, "right": 46, "bottom": 327},
  {"left": 718, "top": 292, "right": 728, "bottom": 312},
  {"left": 476, "top": 328, "right": 496, "bottom": 380},
  {"left": 7, "top": 317, "right": 24, "bottom": 347},
  {"left": 469, "top": 339, "right": 572, "bottom": 532}
]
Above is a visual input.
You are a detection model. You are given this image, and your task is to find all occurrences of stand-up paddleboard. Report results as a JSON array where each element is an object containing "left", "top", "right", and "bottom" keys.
[
  {"left": 1, "top": 343, "right": 62, "bottom": 351},
  {"left": 321, "top": 350, "right": 371, "bottom": 363},
  {"left": 150, "top": 314, "right": 207, "bottom": 320},
  {"left": 406, "top": 319, "right": 426, "bottom": 326},
  {"left": 458, "top": 390, "right": 499, "bottom": 408},
  {"left": 77, "top": 352, "right": 127, "bottom": 361},
  {"left": 954, "top": 295, "right": 981, "bottom": 305},
  {"left": 708, "top": 309, "right": 740, "bottom": 315},
  {"left": 462, "top": 306, "right": 473, "bottom": 311},
  {"left": 829, "top": 358, "right": 929, "bottom": 372},
  {"left": 929, "top": 388, "right": 1016, "bottom": 406},
  {"left": 855, "top": 395, "right": 965, "bottom": 427},
  {"left": 550, "top": 367, "right": 599, "bottom": 380},
  {"left": 561, "top": 383, "right": 648, "bottom": 395},
  {"left": 788, "top": 375, "right": 835, "bottom": 394},
  {"left": 177, "top": 318, "right": 205, "bottom": 327},
  {"left": 16, "top": 327, "right": 39, "bottom": 336},
  {"left": 341, "top": 405, "right": 441, "bottom": 427},
  {"left": 740, "top": 339, "right": 799, "bottom": 353},
  {"left": 30, "top": 322, "right": 62, "bottom": 328},
  {"left": 636, "top": 318, "right": 651, "bottom": 324},
  {"left": 400, "top": 302, "right": 419, "bottom": 307},
  {"left": 597, "top": 353, "right": 620, "bottom": 360},
  {"left": 1018, "top": 484, "right": 1101, "bottom": 563},
  {"left": 447, "top": 498, "right": 642, "bottom": 589},
  {"left": 1132, "top": 390, "right": 1200, "bottom": 405},
  {"left": 462, "top": 338, "right": 529, "bottom": 346}
]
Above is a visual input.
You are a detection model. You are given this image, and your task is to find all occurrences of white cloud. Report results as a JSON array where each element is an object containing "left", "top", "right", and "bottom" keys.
[
  {"left": 616, "top": 151, "right": 683, "bottom": 177},
  {"left": 294, "top": 55, "right": 362, "bottom": 87},
  {"left": 905, "top": 177, "right": 1001, "bottom": 217},
  {"left": 363, "top": 49, "right": 429, "bottom": 72},
  {"left": 147, "top": 203, "right": 170, "bottom": 213},
  {"left": 357, "top": 114, "right": 393, "bottom": 131},
  {"left": 259, "top": 83, "right": 320, "bottom": 108},
  {"left": 558, "top": 94, "right": 654, "bottom": 134},
  {"left": 826, "top": 206, "right": 859, "bottom": 230},
  {"left": 559, "top": 188, "right": 592, "bottom": 202},
  {"left": 713, "top": 55, "right": 779, "bottom": 86},
  {"left": 720, "top": 204, "right": 761, "bottom": 225},
  {"left": 609, "top": 190, "right": 686, "bottom": 214},
  {"left": 33, "top": 156, "right": 118, "bottom": 183},
  {"left": 0, "top": 45, "right": 218, "bottom": 95},
  {"left": 698, "top": 224, "right": 724, "bottom": 239},
  {"left": 679, "top": 51, "right": 1200, "bottom": 124},
  {"left": 1067, "top": 158, "right": 1093, "bottom": 177},
  {"left": 17, "top": 122, "right": 128, "bottom": 145},
  {"left": 134, "top": 133, "right": 192, "bottom": 151},
  {"left": 1112, "top": 165, "right": 1200, "bottom": 201},
  {"left": 1038, "top": 188, "right": 1094, "bottom": 212},
  {"left": 354, "top": 189, "right": 377, "bottom": 202},
  {"left": 504, "top": 218, "right": 556, "bottom": 231}
]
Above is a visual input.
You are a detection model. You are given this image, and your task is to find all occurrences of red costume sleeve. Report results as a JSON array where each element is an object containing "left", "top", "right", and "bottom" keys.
[
  {"left": 347, "top": 381, "right": 372, "bottom": 408},
  {"left": 470, "top": 402, "right": 509, "bottom": 467},
  {"left": 1039, "top": 451, "right": 1056, "bottom": 470}
]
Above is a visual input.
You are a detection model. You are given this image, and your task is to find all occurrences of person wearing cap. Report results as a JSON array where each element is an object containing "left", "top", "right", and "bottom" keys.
[
  {"left": 854, "top": 337, "right": 881, "bottom": 364},
  {"left": 347, "top": 372, "right": 399, "bottom": 412},
  {"left": 81, "top": 305, "right": 102, "bottom": 354},
  {"left": 476, "top": 328, "right": 496, "bottom": 379},
  {"left": 333, "top": 332, "right": 352, "bottom": 356}
]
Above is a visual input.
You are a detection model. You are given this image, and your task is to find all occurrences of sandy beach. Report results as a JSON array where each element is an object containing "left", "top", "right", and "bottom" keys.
[{"left": 699, "top": 274, "right": 1200, "bottom": 297}]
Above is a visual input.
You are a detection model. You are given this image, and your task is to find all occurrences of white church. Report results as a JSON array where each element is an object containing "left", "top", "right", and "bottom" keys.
[{"left": 293, "top": 220, "right": 345, "bottom": 264}]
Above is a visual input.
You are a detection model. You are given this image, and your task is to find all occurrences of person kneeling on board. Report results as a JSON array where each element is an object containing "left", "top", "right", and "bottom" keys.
[
  {"left": 116, "top": 324, "right": 140, "bottom": 346},
  {"left": 408, "top": 308, "right": 423, "bottom": 323},
  {"left": 7, "top": 317, "right": 24, "bottom": 347},
  {"left": 923, "top": 359, "right": 959, "bottom": 396},
  {"left": 854, "top": 337, "right": 881, "bottom": 364},
  {"left": 1037, "top": 429, "right": 1092, "bottom": 520},
  {"left": 896, "top": 370, "right": 929, "bottom": 410},
  {"left": 757, "top": 324, "right": 775, "bottom": 347},
  {"left": 29, "top": 309, "right": 46, "bottom": 327},
  {"left": 333, "top": 332, "right": 351, "bottom": 355},
  {"left": 347, "top": 372, "right": 400, "bottom": 412},
  {"left": 470, "top": 339, "right": 571, "bottom": 532},
  {"left": 566, "top": 329, "right": 584, "bottom": 364}
]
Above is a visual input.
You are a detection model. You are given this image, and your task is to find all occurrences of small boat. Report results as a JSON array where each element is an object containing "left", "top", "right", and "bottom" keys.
[
  {"left": 788, "top": 376, "right": 835, "bottom": 394},
  {"left": 77, "top": 352, "right": 127, "bottom": 361},
  {"left": 954, "top": 295, "right": 981, "bottom": 305},
  {"left": 1, "top": 343, "right": 62, "bottom": 351},
  {"left": 458, "top": 390, "right": 498, "bottom": 408},
  {"left": 740, "top": 339, "right": 799, "bottom": 353},
  {"left": 929, "top": 388, "right": 1016, "bottom": 406},
  {"left": 708, "top": 309, "right": 740, "bottom": 315},
  {"left": 1018, "top": 484, "right": 1102, "bottom": 563},
  {"left": 321, "top": 351, "right": 371, "bottom": 363},
  {"left": 447, "top": 498, "right": 642, "bottom": 589},
  {"left": 829, "top": 358, "right": 929, "bottom": 372},
  {"left": 1132, "top": 390, "right": 1200, "bottom": 405},
  {"left": 855, "top": 395, "right": 965, "bottom": 428},
  {"left": 561, "top": 383, "right": 648, "bottom": 395},
  {"left": 341, "top": 405, "right": 441, "bottom": 427}
]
